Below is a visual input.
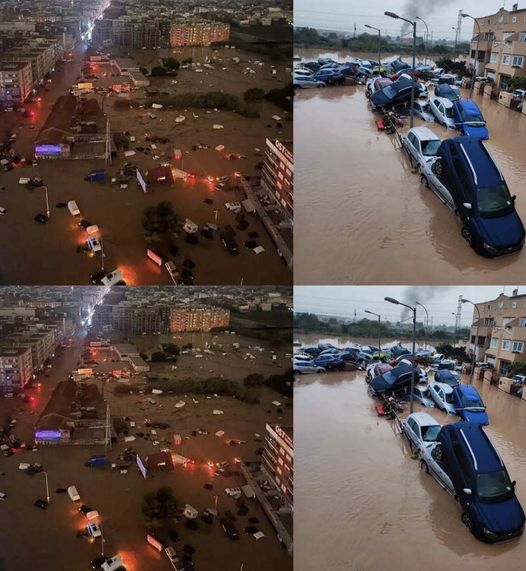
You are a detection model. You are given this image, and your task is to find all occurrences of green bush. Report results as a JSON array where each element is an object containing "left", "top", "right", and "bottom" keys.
[{"left": 244, "top": 88, "right": 265, "bottom": 102}]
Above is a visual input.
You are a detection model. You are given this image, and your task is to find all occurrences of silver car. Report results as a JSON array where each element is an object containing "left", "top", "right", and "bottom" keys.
[
  {"left": 293, "top": 360, "right": 326, "bottom": 374},
  {"left": 428, "top": 381, "right": 457, "bottom": 414},
  {"left": 293, "top": 76, "right": 325, "bottom": 89},
  {"left": 402, "top": 126, "right": 441, "bottom": 172},
  {"left": 412, "top": 385, "right": 435, "bottom": 407},
  {"left": 419, "top": 444, "right": 456, "bottom": 497},
  {"left": 401, "top": 412, "right": 441, "bottom": 455}
]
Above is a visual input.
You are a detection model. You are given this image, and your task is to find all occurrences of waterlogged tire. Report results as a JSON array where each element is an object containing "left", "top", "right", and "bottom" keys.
[
  {"left": 420, "top": 460, "right": 429, "bottom": 474},
  {"left": 461, "top": 225, "right": 474, "bottom": 247},
  {"left": 461, "top": 510, "right": 474, "bottom": 532},
  {"left": 435, "top": 445, "right": 444, "bottom": 462},
  {"left": 420, "top": 174, "right": 429, "bottom": 188}
]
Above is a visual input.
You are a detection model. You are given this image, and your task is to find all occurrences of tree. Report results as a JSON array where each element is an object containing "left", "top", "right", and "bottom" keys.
[
  {"left": 140, "top": 66, "right": 149, "bottom": 76},
  {"left": 182, "top": 57, "right": 193, "bottom": 65},
  {"left": 182, "top": 343, "right": 193, "bottom": 350},
  {"left": 142, "top": 487, "right": 178, "bottom": 519},
  {"left": 151, "top": 66, "right": 167, "bottom": 76},
  {"left": 151, "top": 351, "right": 167, "bottom": 362},
  {"left": 164, "top": 343, "right": 180, "bottom": 356},
  {"left": 244, "top": 373, "right": 264, "bottom": 387},
  {"left": 243, "top": 88, "right": 265, "bottom": 103}
]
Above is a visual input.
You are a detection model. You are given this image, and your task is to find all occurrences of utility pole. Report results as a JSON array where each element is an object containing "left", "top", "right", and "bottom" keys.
[
  {"left": 105, "top": 117, "right": 111, "bottom": 165},
  {"left": 105, "top": 403, "right": 112, "bottom": 450},
  {"left": 455, "top": 295, "right": 463, "bottom": 332}
]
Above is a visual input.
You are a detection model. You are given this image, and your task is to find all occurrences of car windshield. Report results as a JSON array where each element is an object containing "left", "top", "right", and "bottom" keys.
[
  {"left": 476, "top": 184, "right": 514, "bottom": 217},
  {"left": 383, "top": 86, "right": 397, "bottom": 99},
  {"left": 421, "top": 139, "right": 441, "bottom": 156},
  {"left": 459, "top": 393, "right": 485, "bottom": 410},
  {"left": 445, "top": 107, "right": 455, "bottom": 118},
  {"left": 445, "top": 392, "right": 455, "bottom": 404},
  {"left": 382, "top": 371, "right": 396, "bottom": 385},
  {"left": 477, "top": 469, "right": 514, "bottom": 502},
  {"left": 461, "top": 109, "right": 485, "bottom": 124},
  {"left": 421, "top": 425, "right": 441, "bottom": 442}
]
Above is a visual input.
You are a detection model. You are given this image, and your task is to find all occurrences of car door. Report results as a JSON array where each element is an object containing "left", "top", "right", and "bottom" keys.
[
  {"left": 405, "top": 417, "right": 420, "bottom": 449},
  {"left": 429, "top": 446, "right": 456, "bottom": 496}
]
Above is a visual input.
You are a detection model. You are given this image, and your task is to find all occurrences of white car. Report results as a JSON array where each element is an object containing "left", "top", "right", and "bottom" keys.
[
  {"left": 87, "top": 522, "right": 102, "bottom": 538},
  {"left": 428, "top": 381, "right": 457, "bottom": 414},
  {"left": 293, "top": 69, "right": 313, "bottom": 78},
  {"left": 101, "top": 269, "right": 124, "bottom": 286},
  {"left": 402, "top": 126, "right": 441, "bottom": 171},
  {"left": 293, "top": 76, "right": 326, "bottom": 89},
  {"left": 412, "top": 384, "right": 435, "bottom": 407},
  {"left": 293, "top": 354, "right": 313, "bottom": 362},
  {"left": 412, "top": 100, "right": 435, "bottom": 122},
  {"left": 401, "top": 412, "right": 442, "bottom": 454},
  {"left": 0, "top": 207, "right": 7, "bottom": 215},
  {"left": 293, "top": 360, "right": 326, "bottom": 374},
  {"left": 87, "top": 236, "right": 102, "bottom": 252},
  {"left": 429, "top": 96, "right": 456, "bottom": 129}
]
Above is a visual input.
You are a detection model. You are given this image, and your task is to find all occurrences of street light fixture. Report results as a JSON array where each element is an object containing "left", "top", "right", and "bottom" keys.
[
  {"left": 461, "top": 298, "right": 480, "bottom": 384},
  {"left": 364, "top": 309, "right": 382, "bottom": 358},
  {"left": 385, "top": 11, "right": 417, "bottom": 127},
  {"left": 462, "top": 13, "right": 481, "bottom": 97},
  {"left": 416, "top": 16, "right": 429, "bottom": 66},
  {"left": 364, "top": 25, "right": 382, "bottom": 71},
  {"left": 384, "top": 296, "right": 417, "bottom": 412}
]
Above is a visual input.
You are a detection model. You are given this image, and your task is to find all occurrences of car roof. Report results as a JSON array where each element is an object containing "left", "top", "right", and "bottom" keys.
[
  {"left": 432, "top": 381, "right": 453, "bottom": 393},
  {"left": 456, "top": 384, "right": 481, "bottom": 399},
  {"left": 432, "top": 96, "right": 453, "bottom": 108},
  {"left": 458, "top": 98, "right": 480, "bottom": 112},
  {"left": 408, "top": 126, "right": 440, "bottom": 141},
  {"left": 444, "top": 422, "right": 503, "bottom": 473},
  {"left": 408, "top": 411, "right": 439, "bottom": 426},
  {"left": 443, "top": 136, "right": 502, "bottom": 186},
  {"left": 437, "top": 369, "right": 456, "bottom": 377}
]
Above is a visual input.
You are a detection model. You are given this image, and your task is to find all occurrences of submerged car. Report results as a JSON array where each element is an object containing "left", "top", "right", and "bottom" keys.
[
  {"left": 413, "top": 100, "right": 435, "bottom": 122},
  {"left": 402, "top": 411, "right": 441, "bottom": 453},
  {"left": 435, "top": 422, "right": 525, "bottom": 542},
  {"left": 293, "top": 76, "right": 325, "bottom": 89},
  {"left": 435, "top": 83, "right": 460, "bottom": 101},
  {"left": 428, "top": 381, "right": 457, "bottom": 414},
  {"left": 402, "top": 126, "right": 441, "bottom": 170},
  {"left": 435, "top": 369, "right": 460, "bottom": 386},
  {"left": 429, "top": 96, "right": 456, "bottom": 129},
  {"left": 370, "top": 362, "right": 417, "bottom": 394},
  {"left": 420, "top": 136, "right": 525, "bottom": 256},
  {"left": 452, "top": 99, "right": 489, "bottom": 140},
  {"left": 453, "top": 384, "right": 489, "bottom": 424},
  {"left": 370, "top": 78, "right": 415, "bottom": 109},
  {"left": 293, "top": 360, "right": 326, "bottom": 374},
  {"left": 412, "top": 384, "right": 435, "bottom": 407}
]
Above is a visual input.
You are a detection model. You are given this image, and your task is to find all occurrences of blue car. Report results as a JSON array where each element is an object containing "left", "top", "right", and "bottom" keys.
[
  {"left": 370, "top": 362, "right": 416, "bottom": 394},
  {"left": 313, "top": 354, "right": 344, "bottom": 370},
  {"left": 431, "top": 136, "right": 525, "bottom": 256},
  {"left": 453, "top": 99, "right": 489, "bottom": 140},
  {"left": 436, "top": 422, "right": 525, "bottom": 542},
  {"left": 434, "top": 84, "right": 459, "bottom": 101},
  {"left": 435, "top": 369, "right": 460, "bottom": 387},
  {"left": 452, "top": 384, "right": 489, "bottom": 424},
  {"left": 313, "top": 69, "right": 344, "bottom": 85}
]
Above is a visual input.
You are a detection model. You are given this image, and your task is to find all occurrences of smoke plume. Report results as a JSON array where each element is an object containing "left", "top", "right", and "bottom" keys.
[{"left": 399, "top": 0, "right": 456, "bottom": 36}]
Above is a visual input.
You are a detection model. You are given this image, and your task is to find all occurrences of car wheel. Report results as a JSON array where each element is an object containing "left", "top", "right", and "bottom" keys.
[
  {"left": 293, "top": 370, "right": 302, "bottom": 375},
  {"left": 420, "top": 459, "right": 429, "bottom": 473},
  {"left": 434, "top": 445, "right": 444, "bottom": 462},
  {"left": 420, "top": 174, "right": 429, "bottom": 188},
  {"left": 461, "top": 225, "right": 474, "bottom": 247},
  {"left": 461, "top": 510, "right": 474, "bottom": 532}
]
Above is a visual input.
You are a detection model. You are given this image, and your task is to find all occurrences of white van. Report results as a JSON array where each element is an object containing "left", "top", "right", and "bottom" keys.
[
  {"left": 68, "top": 485, "right": 80, "bottom": 502},
  {"left": 67, "top": 200, "right": 80, "bottom": 216},
  {"left": 183, "top": 219, "right": 198, "bottom": 234},
  {"left": 183, "top": 504, "right": 198, "bottom": 519}
]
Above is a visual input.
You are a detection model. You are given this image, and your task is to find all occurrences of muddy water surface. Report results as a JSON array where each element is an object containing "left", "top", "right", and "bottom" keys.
[
  {"left": 295, "top": 369, "right": 526, "bottom": 571},
  {"left": 294, "top": 79, "right": 526, "bottom": 284}
]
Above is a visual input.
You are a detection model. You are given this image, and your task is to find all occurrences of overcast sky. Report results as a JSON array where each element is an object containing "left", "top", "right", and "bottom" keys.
[
  {"left": 294, "top": 286, "right": 521, "bottom": 326},
  {"left": 294, "top": 0, "right": 508, "bottom": 41}
]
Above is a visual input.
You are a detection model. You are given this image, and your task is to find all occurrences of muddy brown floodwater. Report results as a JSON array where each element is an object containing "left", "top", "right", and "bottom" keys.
[
  {"left": 295, "top": 354, "right": 526, "bottom": 570},
  {"left": 294, "top": 65, "right": 526, "bottom": 285}
]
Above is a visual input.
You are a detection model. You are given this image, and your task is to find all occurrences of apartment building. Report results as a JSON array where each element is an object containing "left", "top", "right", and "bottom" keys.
[
  {"left": 262, "top": 424, "right": 294, "bottom": 506},
  {"left": 0, "top": 61, "right": 33, "bottom": 107},
  {"left": 112, "top": 18, "right": 166, "bottom": 48},
  {"left": 261, "top": 138, "right": 294, "bottom": 220},
  {"left": 169, "top": 20, "right": 230, "bottom": 47},
  {"left": 112, "top": 302, "right": 170, "bottom": 334},
  {"left": 468, "top": 4, "right": 526, "bottom": 89},
  {"left": 169, "top": 306, "right": 230, "bottom": 332},
  {"left": 469, "top": 290, "right": 526, "bottom": 376},
  {"left": 0, "top": 347, "right": 33, "bottom": 393}
]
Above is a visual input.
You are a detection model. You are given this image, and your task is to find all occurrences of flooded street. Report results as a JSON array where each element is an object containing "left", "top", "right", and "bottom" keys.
[
  {"left": 295, "top": 366, "right": 526, "bottom": 570},
  {"left": 294, "top": 66, "right": 526, "bottom": 284}
]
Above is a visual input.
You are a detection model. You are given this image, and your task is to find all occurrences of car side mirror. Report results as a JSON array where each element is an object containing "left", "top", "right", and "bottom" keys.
[
  {"left": 463, "top": 203, "right": 472, "bottom": 210},
  {"left": 463, "top": 488, "right": 472, "bottom": 495},
  {"left": 512, "top": 195, "right": 516, "bottom": 202},
  {"left": 512, "top": 480, "right": 517, "bottom": 488}
]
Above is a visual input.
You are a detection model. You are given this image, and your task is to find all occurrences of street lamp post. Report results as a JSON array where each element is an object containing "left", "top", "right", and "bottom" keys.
[
  {"left": 43, "top": 186, "right": 50, "bottom": 219},
  {"left": 364, "top": 310, "right": 382, "bottom": 358},
  {"left": 416, "top": 17, "right": 429, "bottom": 66},
  {"left": 385, "top": 297, "right": 417, "bottom": 412},
  {"left": 41, "top": 471, "right": 50, "bottom": 504},
  {"left": 416, "top": 302, "right": 429, "bottom": 351},
  {"left": 364, "top": 25, "right": 382, "bottom": 71},
  {"left": 385, "top": 12, "right": 416, "bottom": 128},
  {"left": 462, "top": 298, "right": 481, "bottom": 384},
  {"left": 462, "top": 13, "right": 481, "bottom": 97}
]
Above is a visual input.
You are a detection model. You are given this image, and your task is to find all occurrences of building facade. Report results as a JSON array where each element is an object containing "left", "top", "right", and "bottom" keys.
[
  {"left": 169, "top": 306, "right": 230, "bottom": 332},
  {"left": 262, "top": 424, "right": 294, "bottom": 506},
  {"left": 261, "top": 139, "right": 294, "bottom": 220},
  {"left": 0, "top": 61, "right": 33, "bottom": 107},
  {"left": 169, "top": 21, "right": 230, "bottom": 47},
  {"left": 0, "top": 347, "right": 33, "bottom": 392},
  {"left": 469, "top": 290, "right": 526, "bottom": 376},
  {"left": 469, "top": 5, "right": 526, "bottom": 89}
]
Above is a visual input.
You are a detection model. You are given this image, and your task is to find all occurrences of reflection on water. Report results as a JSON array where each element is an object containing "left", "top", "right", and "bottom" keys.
[
  {"left": 294, "top": 74, "right": 526, "bottom": 285},
  {"left": 295, "top": 364, "right": 526, "bottom": 570}
]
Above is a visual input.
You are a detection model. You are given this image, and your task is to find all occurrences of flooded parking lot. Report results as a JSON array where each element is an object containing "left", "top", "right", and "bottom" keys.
[
  {"left": 294, "top": 63, "right": 526, "bottom": 285},
  {"left": 295, "top": 365, "right": 526, "bottom": 571}
]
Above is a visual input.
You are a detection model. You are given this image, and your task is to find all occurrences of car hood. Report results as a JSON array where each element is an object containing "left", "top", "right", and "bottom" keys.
[
  {"left": 474, "top": 495, "right": 525, "bottom": 534},
  {"left": 461, "top": 408, "right": 489, "bottom": 425},
  {"left": 474, "top": 210, "right": 525, "bottom": 249},
  {"left": 461, "top": 122, "right": 489, "bottom": 140}
]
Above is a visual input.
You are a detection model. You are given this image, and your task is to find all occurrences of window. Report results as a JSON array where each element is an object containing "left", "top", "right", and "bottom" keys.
[
  {"left": 512, "top": 16, "right": 517, "bottom": 23},
  {"left": 499, "top": 301, "right": 504, "bottom": 309},
  {"left": 520, "top": 317, "right": 526, "bottom": 327},
  {"left": 512, "top": 302, "right": 517, "bottom": 308},
  {"left": 512, "top": 341, "right": 524, "bottom": 353},
  {"left": 521, "top": 32, "right": 526, "bottom": 41},
  {"left": 512, "top": 55, "right": 524, "bottom": 67},
  {"left": 490, "top": 337, "right": 499, "bottom": 349},
  {"left": 499, "top": 15, "right": 504, "bottom": 23},
  {"left": 502, "top": 339, "right": 511, "bottom": 351},
  {"left": 503, "top": 54, "right": 511, "bottom": 65},
  {"left": 490, "top": 52, "right": 499, "bottom": 63},
  {"left": 503, "top": 31, "right": 514, "bottom": 41}
]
